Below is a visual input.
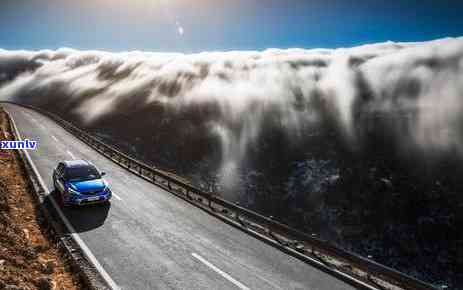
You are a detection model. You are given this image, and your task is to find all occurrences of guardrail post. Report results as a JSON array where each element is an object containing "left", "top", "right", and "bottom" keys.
[
  {"left": 268, "top": 215, "right": 273, "bottom": 236},
  {"left": 152, "top": 174, "right": 156, "bottom": 182},
  {"left": 311, "top": 233, "right": 317, "bottom": 254},
  {"left": 168, "top": 181, "right": 172, "bottom": 190},
  {"left": 367, "top": 255, "right": 373, "bottom": 280}
]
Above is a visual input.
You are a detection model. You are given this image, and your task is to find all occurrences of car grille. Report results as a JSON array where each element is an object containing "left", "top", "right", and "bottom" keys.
[
  {"left": 81, "top": 190, "right": 101, "bottom": 195},
  {"left": 80, "top": 198, "right": 104, "bottom": 205}
]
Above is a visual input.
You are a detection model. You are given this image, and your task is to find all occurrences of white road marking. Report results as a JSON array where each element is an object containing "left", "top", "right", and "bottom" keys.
[
  {"left": 23, "top": 112, "right": 44, "bottom": 129},
  {"left": 112, "top": 192, "right": 122, "bottom": 201},
  {"left": 7, "top": 111, "right": 120, "bottom": 290},
  {"left": 51, "top": 135, "right": 58, "bottom": 142},
  {"left": 24, "top": 113, "right": 43, "bottom": 129},
  {"left": 66, "top": 150, "right": 76, "bottom": 160},
  {"left": 192, "top": 253, "right": 250, "bottom": 290}
]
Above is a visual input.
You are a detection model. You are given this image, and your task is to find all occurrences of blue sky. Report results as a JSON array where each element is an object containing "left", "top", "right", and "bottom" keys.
[{"left": 1, "top": 0, "right": 463, "bottom": 52}]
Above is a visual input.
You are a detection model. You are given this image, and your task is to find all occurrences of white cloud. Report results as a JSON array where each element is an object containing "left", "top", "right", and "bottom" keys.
[{"left": 1, "top": 37, "right": 463, "bottom": 182}]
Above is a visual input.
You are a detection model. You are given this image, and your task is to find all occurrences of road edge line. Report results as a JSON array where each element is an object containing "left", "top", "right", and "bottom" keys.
[{"left": 6, "top": 108, "right": 120, "bottom": 290}]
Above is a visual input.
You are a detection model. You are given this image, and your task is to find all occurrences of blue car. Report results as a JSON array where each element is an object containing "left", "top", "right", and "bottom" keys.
[{"left": 53, "top": 160, "right": 112, "bottom": 206}]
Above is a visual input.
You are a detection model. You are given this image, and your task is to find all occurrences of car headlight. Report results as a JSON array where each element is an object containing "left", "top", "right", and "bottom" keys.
[{"left": 68, "top": 187, "right": 80, "bottom": 195}]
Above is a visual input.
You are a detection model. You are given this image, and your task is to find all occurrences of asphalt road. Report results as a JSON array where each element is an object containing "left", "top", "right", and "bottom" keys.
[{"left": 4, "top": 103, "right": 357, "bottom": 290}]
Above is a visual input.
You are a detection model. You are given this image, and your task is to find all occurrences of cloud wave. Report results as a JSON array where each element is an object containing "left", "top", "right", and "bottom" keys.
[{"left": 1, "top": 37, "right": 463, "bottom": 185}]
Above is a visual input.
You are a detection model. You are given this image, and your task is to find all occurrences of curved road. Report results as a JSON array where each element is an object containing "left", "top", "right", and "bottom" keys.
[{"left": 4, "top": 103, "right": 357, "bottom": 290}]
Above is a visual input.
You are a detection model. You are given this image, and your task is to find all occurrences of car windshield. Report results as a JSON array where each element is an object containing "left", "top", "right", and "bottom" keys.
[{"left": 65, "top": 165, "right": 101, "bottom": 182}]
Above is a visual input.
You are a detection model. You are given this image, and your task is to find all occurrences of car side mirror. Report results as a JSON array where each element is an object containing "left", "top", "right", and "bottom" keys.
[{"left": 101, "top": 172, "right": 106, "bottom": 176}]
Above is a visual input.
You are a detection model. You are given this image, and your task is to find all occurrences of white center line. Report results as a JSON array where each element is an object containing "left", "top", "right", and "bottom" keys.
[
  {"left": 51, "top": 135, "right": 58, "bottom": 142},
  {"left": 66, "top": 150, "right": 76, "bottom": 160},
  {"left": 112, "top": 192, "right": 122, "bottom": 201},
  {"left": 192, "top": 253, "right": 250, "bottom": 290}
]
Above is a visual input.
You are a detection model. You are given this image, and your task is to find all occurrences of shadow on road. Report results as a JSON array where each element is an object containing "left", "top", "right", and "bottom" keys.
[{"left": 44, "top": 190, "right": 111, "bottom": 233}]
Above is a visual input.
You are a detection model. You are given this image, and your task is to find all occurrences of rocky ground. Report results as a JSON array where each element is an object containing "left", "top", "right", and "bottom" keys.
[{"left": 0, "top": 108, "right": 82, "bottom": 290}]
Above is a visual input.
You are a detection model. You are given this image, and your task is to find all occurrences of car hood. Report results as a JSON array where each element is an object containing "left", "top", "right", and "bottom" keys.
[{"left": 69, "top": 179, "right": 106, "bottom": 192}]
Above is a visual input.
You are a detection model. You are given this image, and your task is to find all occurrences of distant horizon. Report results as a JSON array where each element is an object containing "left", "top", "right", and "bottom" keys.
[
  {"left": 2, "top": 32, "right": 462, "bottom": 54},
  {"left": 2, "top": 36, "right": 461, "bottom": 55}
]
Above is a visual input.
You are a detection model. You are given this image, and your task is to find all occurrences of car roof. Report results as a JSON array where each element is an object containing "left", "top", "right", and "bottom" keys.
[{"left": 63, "top": 159, "right": 93, "bottom": 168}]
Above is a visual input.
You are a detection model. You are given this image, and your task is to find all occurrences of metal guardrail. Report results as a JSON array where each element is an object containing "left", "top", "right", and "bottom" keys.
[{"left": 2, "top": 101, "right": 439, "bottom": 290}]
